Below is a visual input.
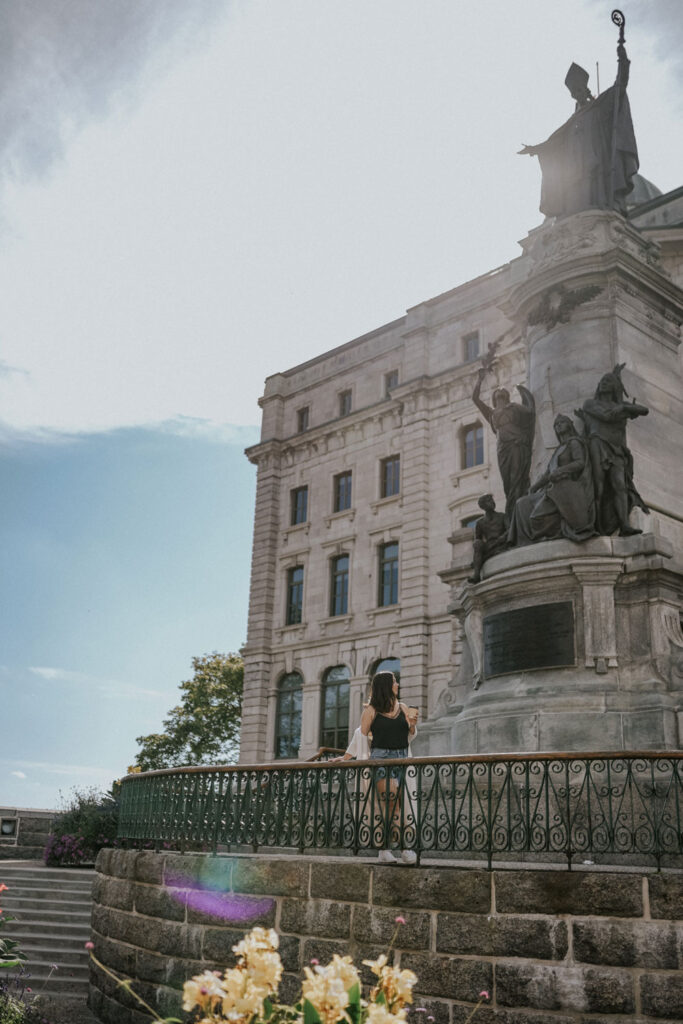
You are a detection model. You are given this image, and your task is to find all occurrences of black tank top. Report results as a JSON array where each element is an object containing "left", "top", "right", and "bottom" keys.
[{"left": 371, "top": 706, "right": 410, "bottom": 750}]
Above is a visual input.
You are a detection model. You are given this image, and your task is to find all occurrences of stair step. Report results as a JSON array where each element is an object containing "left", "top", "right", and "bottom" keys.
[
  {"left": 1, "top": 896, "right": 93, "bottom": 913},
  {"left": 9, "top": 923, "right": 92, "bottom": 941},
  {"left": 1, "top": 862, "right": 97, "bottom": 1009},
  {"left": 0, "top": 868, "right": 94, "bottom": 876},
  {"left": 19, "top": 933, "right": 92, "bottom": 946},
  {"left": 21, "top": 962, "right": 90, "bottom": 980},
  {"left": 21, "top": 945, "right": 91, "bottom": 966},
  {"left": 1, "top": 872, "right": 94, "bottom": 889},
  {"left": 2, "top": 907, "right": 91, "bottom": 925},
  {"left": 1, "top": 885, "right": 93, "bottom": 900},
  {"left": 22, "top": 974, "right": 90, "bottom": 994}
]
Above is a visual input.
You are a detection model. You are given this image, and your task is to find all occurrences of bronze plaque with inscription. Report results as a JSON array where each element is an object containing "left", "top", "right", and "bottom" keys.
[{"left": 483, "top": 601, "right": 575, "bottom": 678}]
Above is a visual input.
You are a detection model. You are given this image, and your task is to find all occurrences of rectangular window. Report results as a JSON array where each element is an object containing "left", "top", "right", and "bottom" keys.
[
  {"left": 333, "top": 470, "right": 352, "bottom": 512},
  {"left": 461, "top": 515, "right": 482, "bottom": 530},
  {"left": 378, "top": 542, "right": 399, "bottom": 607},
  {"left": 330, "top": 554, "right": 350, "bottom": 616},
  {"left": 381, "top": 455, "right": 400, "bottom": 498},
  {"left": 384, "top": 369, "right": 399, "bottom": 396},
  {"left": 286, "top": 566, "right": 304, "bottom": 625},
  {"left": 275, "top": 674, "right": 302, "bottom": 758},
  {"left": 320, "top": 672, "right": 350, "bottom": 749},
  {"left": 463, "top": 425, "right": 484, "bottom": 468},
  {"left": 339, "top": 389, "right": 352, "bottom": 416},
  {"left": 290, "top": 486, "right": 308, "bottom": 526},
  {"left": 463, "top": 331, "right": 480, "bottom": 362},
  {"left": 297, "top": 406, "right": 309, "bottom": 433}
]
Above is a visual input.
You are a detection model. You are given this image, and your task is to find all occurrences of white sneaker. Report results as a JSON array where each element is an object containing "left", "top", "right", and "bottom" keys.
[
  {"left": 401, "top": 850, "right": 417, "bottom": 865},
  {"left": 378, "top": 849, "right": 398, "bottom": 864}
]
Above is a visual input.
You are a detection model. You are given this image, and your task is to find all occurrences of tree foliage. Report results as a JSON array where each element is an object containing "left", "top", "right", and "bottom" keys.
[{"left": 132, "top": 652, "right": 243, "bottom": 772}]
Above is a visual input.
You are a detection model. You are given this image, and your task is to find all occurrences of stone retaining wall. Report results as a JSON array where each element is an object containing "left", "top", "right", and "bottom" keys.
[
  {"left": 0, "top": 806, "right": 53, "bottom": 860},
  {"left": 89, "top": 850, "right": 683, "bottom": 1024}
]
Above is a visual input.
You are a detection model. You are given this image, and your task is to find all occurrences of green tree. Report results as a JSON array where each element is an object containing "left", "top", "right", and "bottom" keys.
[{"left": 133, "top": 652, "right": 243, "bottom": 772}]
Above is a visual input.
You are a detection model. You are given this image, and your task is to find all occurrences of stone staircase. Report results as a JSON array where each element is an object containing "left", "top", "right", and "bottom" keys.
[{"left": 0, "top": 861, "right": 95, "bottom": 1011}]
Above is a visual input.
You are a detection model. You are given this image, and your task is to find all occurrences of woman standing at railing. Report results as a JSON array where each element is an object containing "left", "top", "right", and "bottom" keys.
[{"left": 361, "top": 671, "right": 418, "bottom": 864}]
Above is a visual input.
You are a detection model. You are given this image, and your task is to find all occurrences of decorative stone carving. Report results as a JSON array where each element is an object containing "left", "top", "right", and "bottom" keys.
[
  {"left": 572, "top": 560, "right": 623, "bottom": 673},
  {"left": 527, "top": 283, "right": 604, "bottom": 329}
]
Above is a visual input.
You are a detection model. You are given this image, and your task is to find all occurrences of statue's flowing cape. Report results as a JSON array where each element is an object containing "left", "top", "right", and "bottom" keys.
[{"left": 536, "top": 85, "right": 638, "bottom": 217}]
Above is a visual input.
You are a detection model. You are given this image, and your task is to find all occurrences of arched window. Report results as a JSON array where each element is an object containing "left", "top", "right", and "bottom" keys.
[
  {"left": 369, "top": 657, "right": 401, "bottom": 686},
  {"left": 462, "top": 423, "right": 484, "bottom": 468},
  {"left": 275, "top": 672, "right": 303, "bottom": 759},
  {"left": 320, "top": 666, "right": 350, "bottom": 749}
]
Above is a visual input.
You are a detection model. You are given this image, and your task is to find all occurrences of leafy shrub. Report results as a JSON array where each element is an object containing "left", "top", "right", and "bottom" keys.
[
  {"left": 43, "top": 786, "right": 119, "bottom": 866},
  {"left": 0, "top": 968, "right": 51, "bottom": 1024}
]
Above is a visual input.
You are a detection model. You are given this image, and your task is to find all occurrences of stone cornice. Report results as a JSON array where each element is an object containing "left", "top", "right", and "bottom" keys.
[{"left": 503, "top": 211, "right": 683, "bottom": 326}]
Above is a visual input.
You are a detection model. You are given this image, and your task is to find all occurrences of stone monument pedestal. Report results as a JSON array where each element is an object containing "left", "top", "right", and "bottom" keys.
[{"left": 414, "top": 533, "right": 683, "bottom": 755}]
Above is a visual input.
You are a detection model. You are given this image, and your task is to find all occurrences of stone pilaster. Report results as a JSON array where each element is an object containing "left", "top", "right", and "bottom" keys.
[
  {"left": 240, "top": 442, "right": 282, "bottom": 763},
  {"left": 396, "top": 384, "right": 431, "bottom": 713}
]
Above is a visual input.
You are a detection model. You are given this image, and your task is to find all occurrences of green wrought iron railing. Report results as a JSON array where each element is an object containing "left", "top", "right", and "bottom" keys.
[{"left": 118, "top": 752, "right": 683, "bottom": 869}]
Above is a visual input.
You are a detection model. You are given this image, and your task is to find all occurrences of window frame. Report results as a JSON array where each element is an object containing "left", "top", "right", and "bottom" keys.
[
  {"left": 378, "top": 541, "right": 399, "bottom": 607},
  {"left": 462, "top": 423, "right": 484, "bottom": 469},
  {"left": 319, "top": 666, "right": 350, "bottom": 750},
  {"left": 330, "top": 553, "right": 350, "bottom": 617},
  {"left": 380, "top": 454, "right": 401, "bottom": 498},
  {"left": 333, "top": 470, "right": 353, "bottom": 513},
  {"left": 297, "top": 406, "right": 310, "bottom": 433},
  {"left": 384, "top": 369, "right": 399, "bottom": 397},
  {"left": 274, "top": 672, "right": 303, "bottom": 759},
  {"left": 338, "top": 389, "right": 352, "bottom": 417},
  {"left": 290, "top": 485, "right": 308, "bottom": 526},
  {"left": 463, "top": 331, "right": 480, "bottom": 363},
  {"left": 286, "top": 565, "right": 304, "bottom": 625}
]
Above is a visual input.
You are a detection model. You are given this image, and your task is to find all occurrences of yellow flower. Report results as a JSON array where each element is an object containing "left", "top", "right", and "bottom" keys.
[
  {"left": 220, "top": 968, "right": 268, "bottom": 1022},
  {"left": 362, "top": 955, "right": 388, "bottom": 977},
  {"left": 246, "top": 948, "right": 283, "bottom": 993},
  {"left": 327, "top": 955, "right": 360, "bottom": 995},
  {"left": 362, "top": 957, "right": 417, "bottom": 1010},
  {"left": 302, "top": 964, "right": 352, "bottom": 1024},
  {"left": 182, "top": 970, "right": 226, "bottom": 1013},
  {"left": 367, "top": 1003, "right": 408, "bottom": 1024},
  {"left": 233, "top": 927, "right": 279, "bottom": 960}
]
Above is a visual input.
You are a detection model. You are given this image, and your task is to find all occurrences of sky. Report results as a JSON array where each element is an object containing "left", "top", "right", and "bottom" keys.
[{"left": 0, "top": 0, "right": 681, "bottom": 809}]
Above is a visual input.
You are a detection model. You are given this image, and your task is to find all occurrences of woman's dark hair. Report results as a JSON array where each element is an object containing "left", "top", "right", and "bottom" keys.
[{"left": 370, "top": 671, "right": 396, "bottom": 713}]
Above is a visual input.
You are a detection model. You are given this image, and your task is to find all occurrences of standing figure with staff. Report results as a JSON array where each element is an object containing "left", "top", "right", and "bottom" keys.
[{"left": 519, "top": 10, "right": 638, "bottom": 218}]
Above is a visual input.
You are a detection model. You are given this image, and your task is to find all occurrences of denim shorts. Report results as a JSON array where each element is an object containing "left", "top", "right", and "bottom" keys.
[{"left": 370, "top": 746, "right": 408, "bottom": 782}]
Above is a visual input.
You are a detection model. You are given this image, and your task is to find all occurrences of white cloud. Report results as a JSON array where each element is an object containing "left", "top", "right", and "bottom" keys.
[
  {"left": 29, "top": 666, "right": 87, "bottom": 682},
  {"left": 29, "top": 666, "right": 165, "bottom": 700},
  {"left": 157, "top": 417, "right": 260, "bottom": 446},
  {"left": 1, "top": 758, "right": 118, "bottom": 781},
  {"left": 10, "top": 770, "right": 27, "bottom": 779}
]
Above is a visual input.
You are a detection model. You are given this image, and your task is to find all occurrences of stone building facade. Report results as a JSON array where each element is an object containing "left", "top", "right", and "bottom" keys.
[{"left": 240, "top": 182, "right": 683, "bottom": 765}]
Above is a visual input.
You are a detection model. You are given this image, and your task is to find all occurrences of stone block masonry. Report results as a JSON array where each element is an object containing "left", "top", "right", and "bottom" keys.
[{"left": 89, "top": 850, "right": 683, "bottom": 1024}]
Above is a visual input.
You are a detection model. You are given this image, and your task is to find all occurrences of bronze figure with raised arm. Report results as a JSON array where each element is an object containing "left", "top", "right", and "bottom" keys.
[{"left": 472, "top": 366, "right": 535, "bottom": 520}]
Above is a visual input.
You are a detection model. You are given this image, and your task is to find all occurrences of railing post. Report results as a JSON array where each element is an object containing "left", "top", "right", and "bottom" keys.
[{"left": 487, "top": 760, "right": 493, "bottom": 872}]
